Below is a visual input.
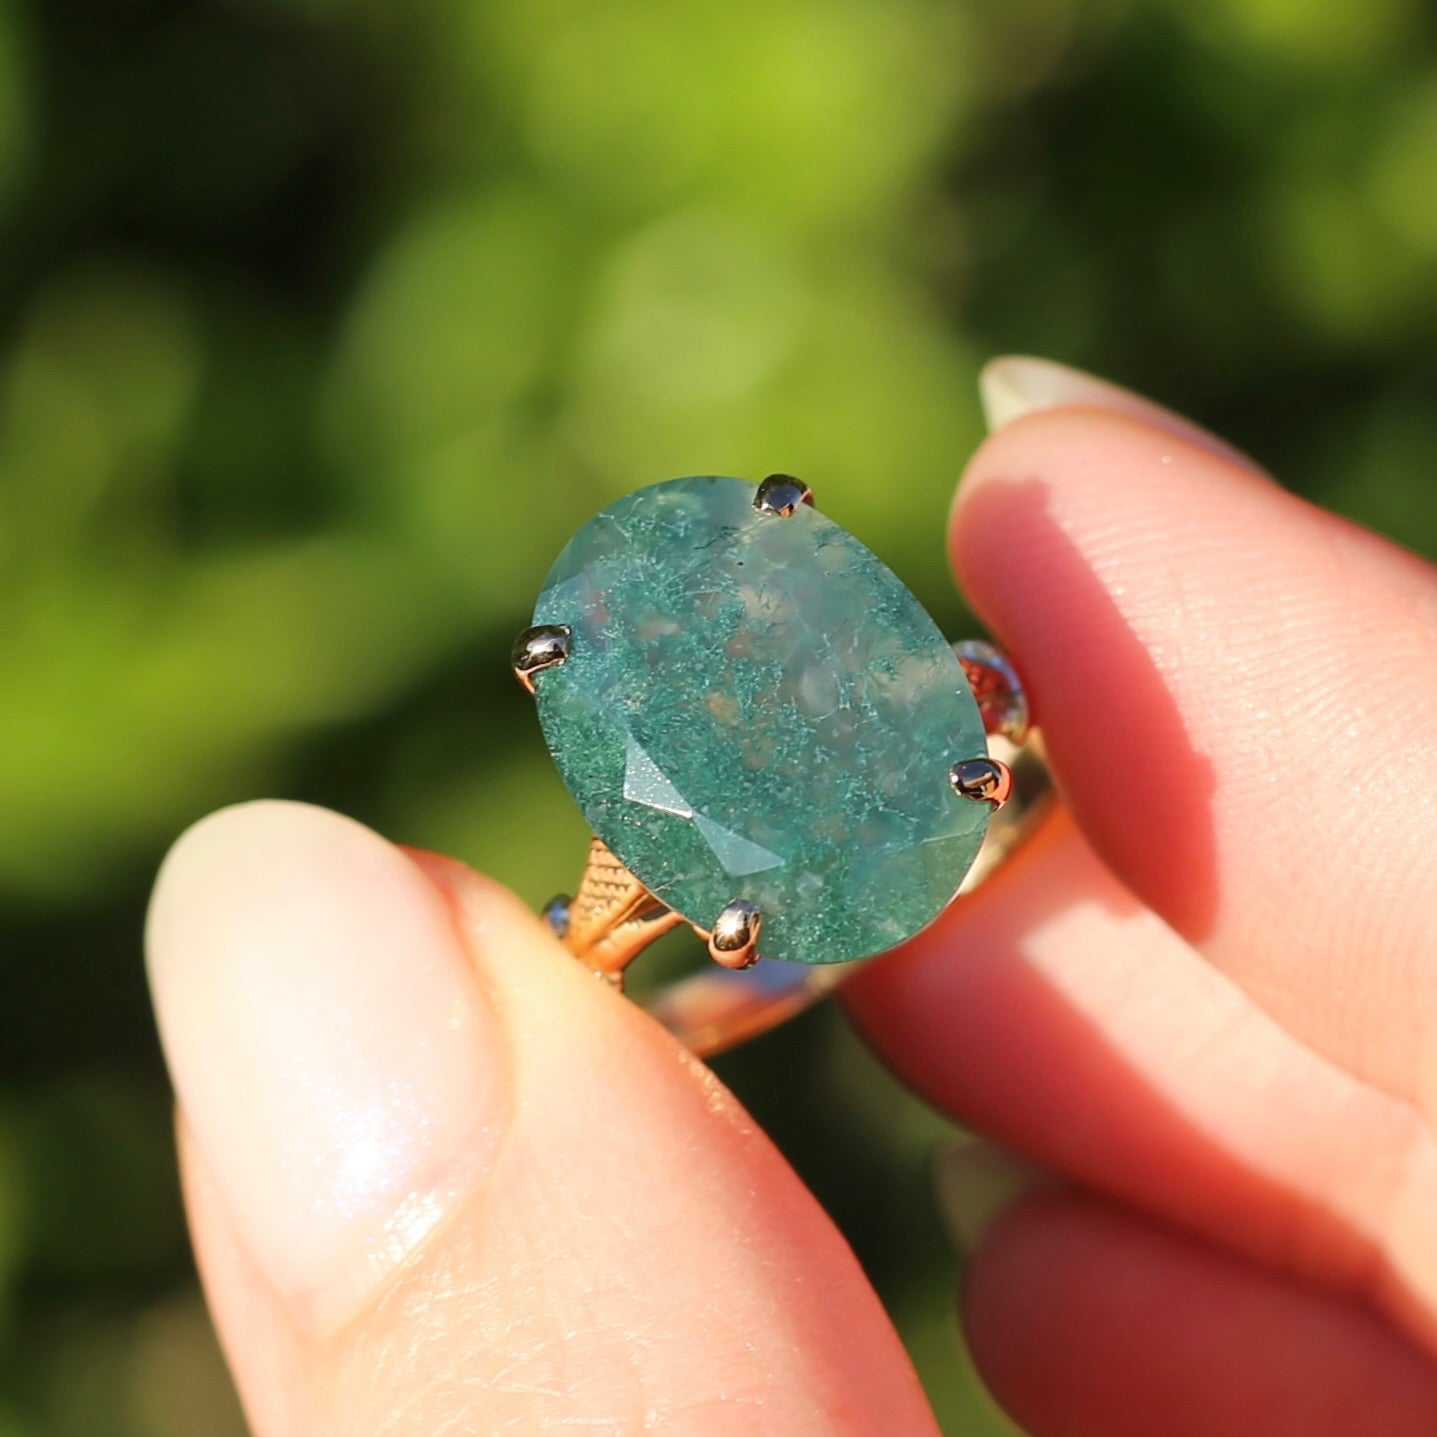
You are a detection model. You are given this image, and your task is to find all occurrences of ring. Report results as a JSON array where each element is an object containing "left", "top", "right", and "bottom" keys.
[{"left": 512, "top": 474, "right": 1051, "bottom": 1056}]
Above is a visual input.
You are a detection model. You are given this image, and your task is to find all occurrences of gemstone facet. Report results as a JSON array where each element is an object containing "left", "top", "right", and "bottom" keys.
[{"left": 530, "top": 475, "right": 990, "bottom": 965}]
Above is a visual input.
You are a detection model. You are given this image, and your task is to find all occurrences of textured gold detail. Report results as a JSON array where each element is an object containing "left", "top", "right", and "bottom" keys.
[{"left": 561, "top": 838, "right": 684, "bottom": 987}]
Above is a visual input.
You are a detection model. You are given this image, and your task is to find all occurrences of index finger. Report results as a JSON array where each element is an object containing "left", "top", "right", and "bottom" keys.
[{"left": 953, "top": 391, "right": 1437, "bottom": 1113}]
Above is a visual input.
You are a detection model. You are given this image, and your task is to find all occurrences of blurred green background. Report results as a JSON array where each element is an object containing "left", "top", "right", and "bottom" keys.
[{"left": 3, "top": 0, "right": 1436, "bottom": 1432}]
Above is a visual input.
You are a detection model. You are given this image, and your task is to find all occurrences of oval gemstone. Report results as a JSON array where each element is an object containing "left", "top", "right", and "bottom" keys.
[{"left": 531, "top": 476, "right": 990, "bottom": 965}]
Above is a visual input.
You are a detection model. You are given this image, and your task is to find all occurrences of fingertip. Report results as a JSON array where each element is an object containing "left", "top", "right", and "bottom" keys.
[
  {"left": 965, "top": 1191, "right": 1437, "bottom": 1437},
  {"left": 945, "top": 409, "right": 1271, "bottom": 941},
  {"left": 147, "top": 799, "right": 512, "bottom": 1330},
  {"left": 147, "top": 799, "right": 347, "bottom": 962},
  {"left": 977, "top": 356, "right": 1265, "bottom": 473},
  {"left": 945, "top": 391, "right": 1437, "bottom": 1103},
  {"left": 950, "top": 403, "right": 1271, "bottom": 624},
  {"left": 170, "top": 811, "right": 940, "bottom": 1434}
]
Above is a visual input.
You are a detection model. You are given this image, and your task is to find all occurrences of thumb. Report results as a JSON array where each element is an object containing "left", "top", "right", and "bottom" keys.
[{"left": 146, "top": 801, "right": 934, "bottom": 1436}]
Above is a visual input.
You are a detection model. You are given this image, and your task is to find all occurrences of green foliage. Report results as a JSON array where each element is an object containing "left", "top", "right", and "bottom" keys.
[{"left": 3, "top": 0, "right": 1435, "bottom": 1431}]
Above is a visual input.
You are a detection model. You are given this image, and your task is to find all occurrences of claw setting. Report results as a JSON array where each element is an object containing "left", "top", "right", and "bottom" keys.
[{"left": 949, "top": 757, "right": 1013, "bottom": 811}]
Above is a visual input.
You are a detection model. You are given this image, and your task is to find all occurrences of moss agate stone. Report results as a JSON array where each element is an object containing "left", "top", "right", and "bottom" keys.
[{"left": 531, "top": 476, "right": 990, "bottom": 965}]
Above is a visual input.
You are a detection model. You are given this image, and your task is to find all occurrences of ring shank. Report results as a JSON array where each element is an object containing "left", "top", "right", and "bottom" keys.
[{"left": 641, "top": 734, "right": 1051, "bottom": 1057}]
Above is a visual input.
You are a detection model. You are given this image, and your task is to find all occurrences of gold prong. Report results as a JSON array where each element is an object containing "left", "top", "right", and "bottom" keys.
[
  {"left": 707, "top": 898, "right": 762, "bottom": 969},
  {"left": 558, "top": 838, "right": 686, "bottom": 989},
  {"left": 512, "top": 624, "right": 571, "bottom": 693},
  {"left": 949, "top": 757, "right": 1013, "bottom": 811},
  {"left": 753, "top": 474, "right": 814, "bottom": 517}
]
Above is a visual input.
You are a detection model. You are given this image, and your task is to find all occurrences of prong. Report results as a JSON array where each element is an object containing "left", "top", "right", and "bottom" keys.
[
  {"left": 512, "top": 623, "right": 571, "bottom": 693},
  {"left": 707, "top": 898, "right": 762, "bottom": 969},
  {"left": 949, "top": 757, "right": 1013, "bottom": 811},
  {"left": 952, "top": 639, "right": 1030, "bottom": 744},
  {"left": 753, "top": 474, "right": 814, "bottom": 517},
  {"left": 541, "top": 894, "right": 572, "bottom": 939}
]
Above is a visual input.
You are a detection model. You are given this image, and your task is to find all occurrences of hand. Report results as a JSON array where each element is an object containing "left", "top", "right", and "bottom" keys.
[{"left": 146, "top": 358, "right": 1437, "bottom": 1435}]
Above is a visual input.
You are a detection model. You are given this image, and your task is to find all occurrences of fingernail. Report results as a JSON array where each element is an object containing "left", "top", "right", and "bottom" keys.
[
  {"left": 146, "top": 800, "right": 509, "bottom": 1330},
  {"left": 934, "top": 1139, "right": 1048, "bottom": 1259},
  {"left": 979, "top": 355, "right": 1265, "bottom": 474}
]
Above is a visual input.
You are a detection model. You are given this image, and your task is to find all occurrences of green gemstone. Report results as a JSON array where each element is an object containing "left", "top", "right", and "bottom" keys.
[{"left": 531, "top": 475, "right": 990, "bottom": 965}]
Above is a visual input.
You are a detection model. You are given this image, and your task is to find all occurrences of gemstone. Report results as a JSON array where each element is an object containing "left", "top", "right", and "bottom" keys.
[{"left": 530, "top": 475, "right": 990, "bottom": 965}]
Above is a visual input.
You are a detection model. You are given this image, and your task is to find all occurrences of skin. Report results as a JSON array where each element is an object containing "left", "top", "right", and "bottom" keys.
[{"left": 148, "top": 393, "right": 1437, "bottom": 1433}]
